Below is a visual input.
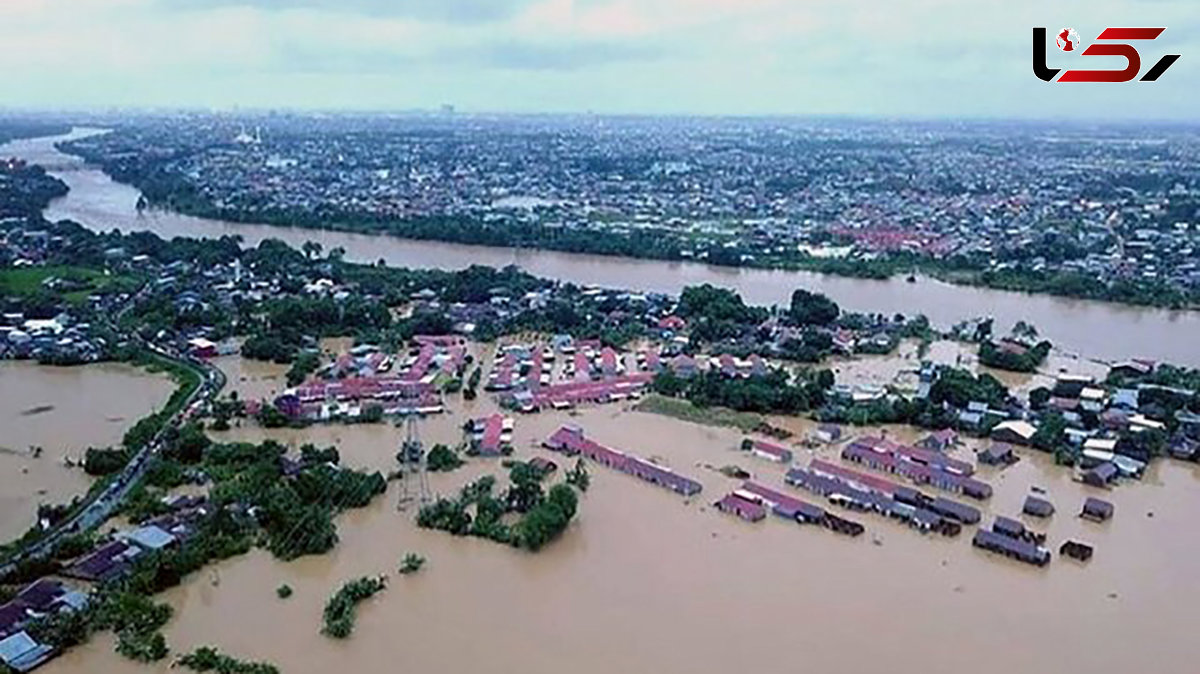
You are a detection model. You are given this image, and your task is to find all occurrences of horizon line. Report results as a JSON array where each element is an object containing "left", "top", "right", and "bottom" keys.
[{"left": 2, "top": 105, "right": 1199, "bottom": 127}]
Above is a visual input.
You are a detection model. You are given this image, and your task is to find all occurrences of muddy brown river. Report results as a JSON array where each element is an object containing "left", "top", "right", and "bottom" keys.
[{"left": 3, "top": 128, "right": 1200, "bottom": 367}]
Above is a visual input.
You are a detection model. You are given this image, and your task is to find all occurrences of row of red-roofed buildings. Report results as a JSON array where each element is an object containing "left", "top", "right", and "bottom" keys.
[{"left": 543, "top": 425, "right": 702, "bottom": 497}]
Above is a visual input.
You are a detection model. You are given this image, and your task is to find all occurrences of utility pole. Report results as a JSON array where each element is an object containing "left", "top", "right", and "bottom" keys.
[{"left": 397, "top": 412, "right": 431, "bottom": 510}]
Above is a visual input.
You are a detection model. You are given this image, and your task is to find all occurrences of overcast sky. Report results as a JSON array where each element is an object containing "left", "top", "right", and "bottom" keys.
[{"left": 1, "top": 0, "right": 1196, "bottom": 119}]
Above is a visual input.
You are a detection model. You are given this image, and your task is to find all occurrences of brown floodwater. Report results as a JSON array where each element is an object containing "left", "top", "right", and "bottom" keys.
[
  {"left": 2, "top": 129, "right": 1199, "bottom": 367},
  {"left": 831, "top": 339, "right": 1111, "bottom": 400},
  {"left": 30, "top": 376, "right": 1200, "bottom": 674},
  {"left": 0, "top": 361, "right": 174, "bottom": 543},
  {"left": 210, "top": 354, "right": 289, "bottom": 405}
]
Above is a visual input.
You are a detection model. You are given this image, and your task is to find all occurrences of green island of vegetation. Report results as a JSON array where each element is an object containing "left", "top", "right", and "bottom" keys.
[
  {"left": 424, "top": 443, "right": 464, "bottom": 472},
  {"left": 398, "top": 553, "right": 426, "bottom": 575},
  {"left": 418, "top": 461, "right": 581, "bottom": 552},
  {"left": 322, "top": 576, "right": 388, "bottom": 639},
  {"left": 178, "top": 646, "right": 280, "bottom": 674}
]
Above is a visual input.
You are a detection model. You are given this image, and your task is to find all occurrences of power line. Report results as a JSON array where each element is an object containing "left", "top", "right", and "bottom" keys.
[{"left": 397, "top": 412, "right": 430, "bottom": 510}]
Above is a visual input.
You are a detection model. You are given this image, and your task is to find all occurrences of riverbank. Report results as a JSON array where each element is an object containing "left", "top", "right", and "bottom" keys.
[
  {"left": 52, "top": 125, "right": 1199, "bottom": 312},
  {"left": 3, "top": 130, "right": 1200, "bottom": 367},
  {"left": 131, "top": 196, "right": 1200, "bottom": 311}
]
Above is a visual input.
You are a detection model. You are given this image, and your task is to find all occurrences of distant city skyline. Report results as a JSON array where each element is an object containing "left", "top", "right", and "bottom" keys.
[{"left": 0, "top": 0, "right": 1196, "bottom": 120}]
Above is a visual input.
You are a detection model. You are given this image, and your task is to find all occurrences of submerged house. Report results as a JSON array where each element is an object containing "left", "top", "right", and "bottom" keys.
[
  {"left": 63, "top": 540, "right": 142, "bottom": 582},
  {"left": 841, "top": 440, "right": 991, "bottom": 500},
  {"left": 1060, "top": 540, "right": 1094, "bottom": 562},
  {"left": 739, "top": 481, "right": 864, "bottom": 536},
  {"left": 978, "top": 444, "right": 1018, "bottom": 467},
  {"left": 469, "top": 414, "right": 514, "bottom": 456},
  {"left": 973, "top": 516, "right": 1051, "bottom": 566},
  {"left": 0, "top": 631, "right": 55, "bottom": 673},
  {"left": 992, "top": 515, "right": 1027, "bottom": 539},
  {"left": 1082, "top": 462, "right": 1119, "bottom": 488},
  {"left": 991, "top": 420, "right": 1037, "bottom": 446},
  {"left": 788, "top": 461, "right": 963, "bottom": 536},
  {"left": 530, "top": 373, "right": 653, "bottom": 410},
  {"left": 0, "top": 579, "right": 90, "bottom": 673},
  {"left": 918, "top": 429, "right": 959, "bottom": 452},
  {"left": 812, "top": 424, "right": 842, "bottom": 444},
  {"left": 927, "top": 496, "right": 981, "bottom": 525},
  {"left": 846, "top": 436, "right": 974, "bottom": 476},
  {"left": 714, "top": 491, "right": 768, "bottom": 522},
  {"left": 544, "top": 425, "right": 701, "bottom": 497},
  {"left": 747, "top": 439, "right": 793, "bottom": 464},
  {"left": 972, "top": 529, "right": 1051, "bottom": 567},
  {"left": 1023, "top": 495, "right": 1055, "bottom": 518},
  {"left": 1081, "top": 497, "right": 1114, "bottom": 522}
]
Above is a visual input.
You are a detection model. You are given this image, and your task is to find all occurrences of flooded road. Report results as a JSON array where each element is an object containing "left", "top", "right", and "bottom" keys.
[
  {"left": 32, "top": 391, "right": 1200, "bottom": 674},
  {"left": 3, "top": 129, "right": 1200, "bottom": 367},
  {"left": 0, "top": 361, "right": 174, "bottom": 543}
]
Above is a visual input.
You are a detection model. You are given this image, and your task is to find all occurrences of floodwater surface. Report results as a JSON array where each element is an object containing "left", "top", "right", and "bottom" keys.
[
  {"left": 34, "top": 389, "right": 1200, "bottom": 674},
  {"left": 0, "top": 361, "right": 174, "bottom": 543}
]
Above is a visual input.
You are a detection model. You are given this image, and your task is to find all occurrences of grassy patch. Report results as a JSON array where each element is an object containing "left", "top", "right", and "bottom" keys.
[
  {"left": 0, "top": 265, "right": 132, "bottom": 304},
  {"left": 633, "top": 394, "right": 764, "bottom": 432}
]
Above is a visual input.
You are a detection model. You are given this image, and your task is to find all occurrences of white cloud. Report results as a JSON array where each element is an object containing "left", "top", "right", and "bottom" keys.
[{"left": 0, "top": 0, "right": 1194, "bottom": 117}]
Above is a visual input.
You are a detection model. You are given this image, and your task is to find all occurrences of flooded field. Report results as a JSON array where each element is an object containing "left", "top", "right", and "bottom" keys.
[
  {"left": 37, "top": 386, "right": 1200, "bottom": 674},
  {"left": 0, "top": 360, "right": 174, "bottom": 543},
  {"left": 210, "top": 354, "right": 289, "bottom": 404},
  {"left": 830, "top": 339, "right": 1111, "bottom": 401}
]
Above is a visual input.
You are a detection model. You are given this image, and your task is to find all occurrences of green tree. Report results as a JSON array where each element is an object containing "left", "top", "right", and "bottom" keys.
[
  {"left": 789, "top": 289, "right": 840, "bottom": 325},
  {"left": 565, "top": 459, "right": 590, "bottom": 492},
  {"left": 426, "top": 444, "right": 464, "bottom": 472},
  {"left": 399, "top": 553, "right": 426, "bottom": 575}
]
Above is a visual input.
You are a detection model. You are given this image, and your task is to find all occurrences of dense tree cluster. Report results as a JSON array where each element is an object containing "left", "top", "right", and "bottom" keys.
[
  {"left": 425, "top": 444, "right": 464, "bottom": 472},
  {"left": 0, "top": 162, "right": 68, "bottom": 218},
  {"left": 322, "top": 576, "right": 388, "bottom": 639},
  {"left": 514, "top": 484, "right": 578, "bottom": 551},
  {"left": 398, "top": 553, "right": 426, "bottom": 575},
  {"left": 417, "top": 465, "right": 582, "bottom": 551},
  {"left": 83, "top": 447, "right": 131, "bottom": 476},
  {"left": 142, "top": 438, "right": 388, "bottom": 561},
  {"left": 676, "top": 284, "right": 769, "bottom": 344},
  {"left": 651, "top": 368, "right": 832, "bottom": 415},
  {"left": 178, "top": 647, "right": 280, "bottom": 674},
  {"left": 928, "top": 367, "right": 1010, "bottom": 408},
  {"left": 788, "top": 289, "right": 840, "bottom": 326},
  {"left": 978, "top": 339, "right": 1053, "bottom": 373}
]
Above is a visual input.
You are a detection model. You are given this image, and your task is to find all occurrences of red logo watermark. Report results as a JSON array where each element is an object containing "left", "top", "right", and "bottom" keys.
[{"left": 1033, "top": 27, "right": 1180, "bottom": 82}]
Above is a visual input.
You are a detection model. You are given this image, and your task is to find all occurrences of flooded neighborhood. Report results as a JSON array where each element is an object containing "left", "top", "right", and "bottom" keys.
[
  {"left": 4, "top": 115, "right": 1200, "bottom": 674},
  {"left": 17, "top": 379, "right": 1200, "bottom": 674},
  {"left": 5, "top": 130, "right": 1200, "bottom": 368}
]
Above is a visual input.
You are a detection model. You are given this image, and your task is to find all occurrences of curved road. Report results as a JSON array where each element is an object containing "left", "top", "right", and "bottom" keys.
[{"left": 0, "top": 343, "right": 226, "bottom": 576}]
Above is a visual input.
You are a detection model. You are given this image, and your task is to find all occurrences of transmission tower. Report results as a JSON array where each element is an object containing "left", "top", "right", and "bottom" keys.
[{"left": 397, "top": 412, "right": 431, "bottom": 510}]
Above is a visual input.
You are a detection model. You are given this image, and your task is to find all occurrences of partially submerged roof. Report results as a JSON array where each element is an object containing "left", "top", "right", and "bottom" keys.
[{"left": 122, "top": 525, "right": 177, "bottom": 550}]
